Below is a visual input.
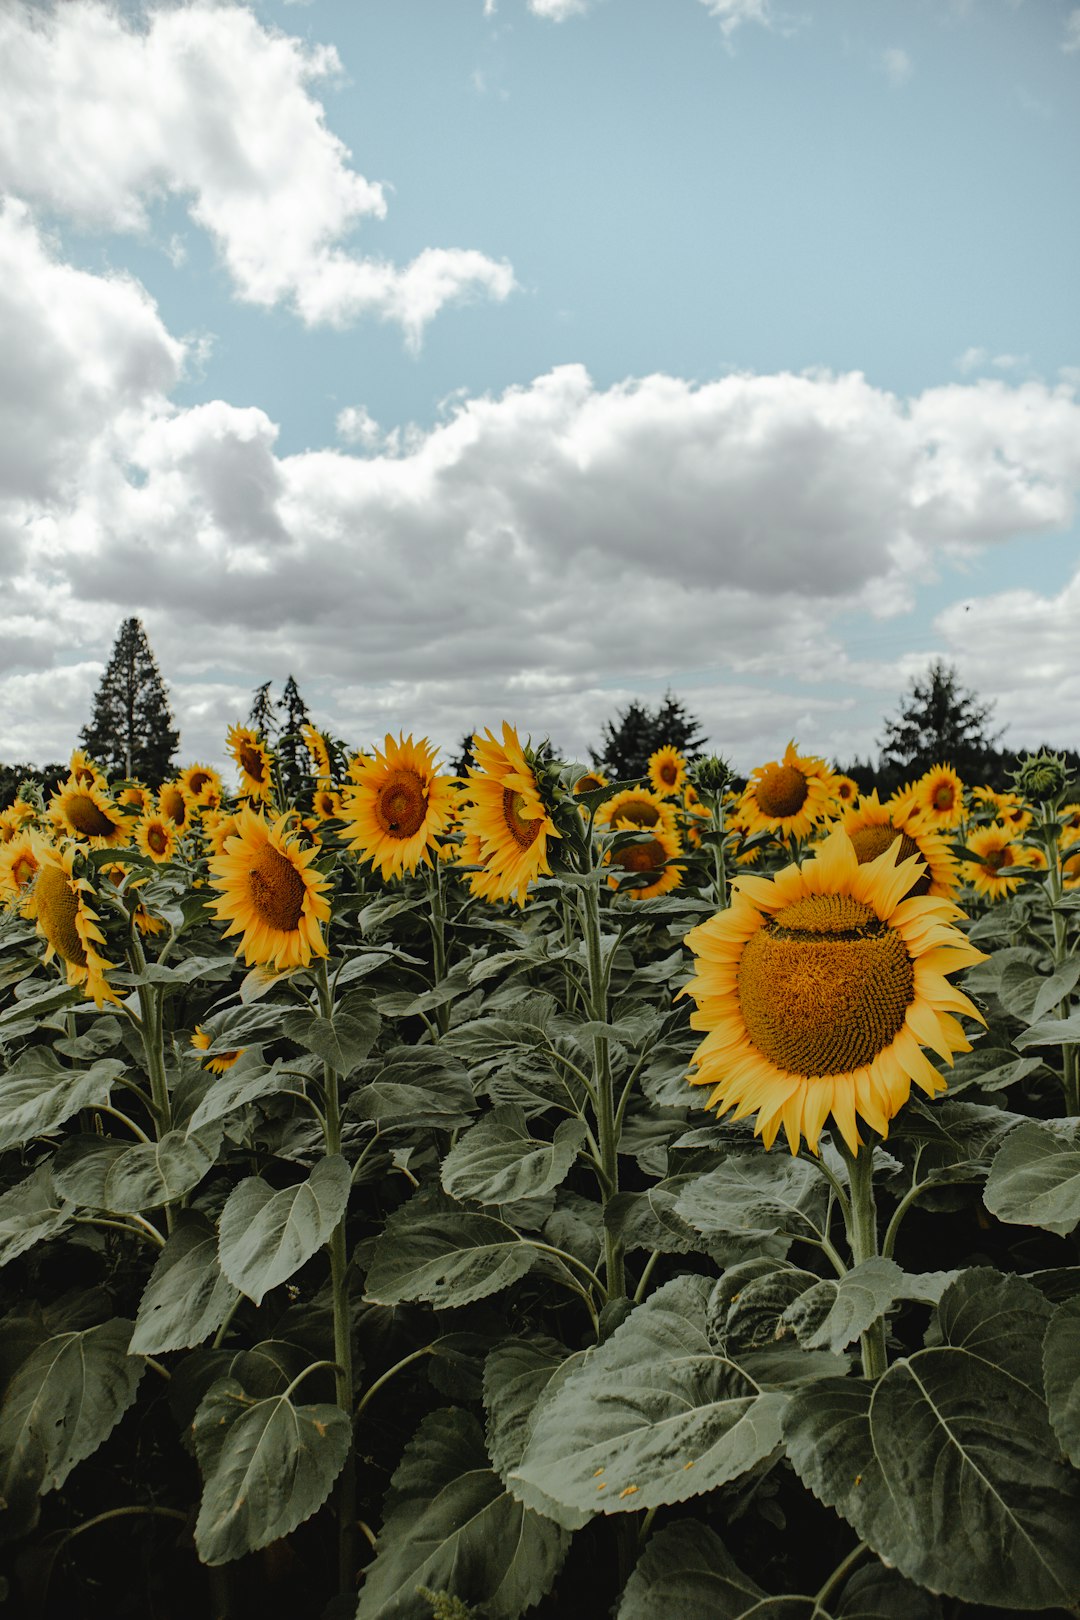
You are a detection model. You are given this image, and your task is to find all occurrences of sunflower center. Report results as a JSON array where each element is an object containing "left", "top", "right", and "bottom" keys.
[
  {"left": 147, "top": 824, "right": 169, "bottom": 856},
  {"left": 188, "top": 771, "right": 211, "bottom": 796},
  {"left": 983, "top": 846, "right": 1012, "bottom": 872},
  {"left": 932, "top": 782, "right": 956, "bottom": 811},
  {"left": 616, "top": 837, "right": 665, "bottom": 874},
  {"left": 36, "top": 865, "right": 87, "bottom": 967},
  {"left": 247, "top": 844, "right": 306, "bottom": 932},
  {"left": 847, "top": 823, "right": 930, "bottom": 895},
  {"left": 755, "top": 765, "right": 809, "bottom": 819},
  {"left": 659, "top": 761, "right": 678, "bottom": 785},
  {"left": 12, "top": 853, "right": 38, "bottom": 889},
  {"left": 161, "top": 789, "right": 187, "bottom": 826},
  {"left": 503, "top": 789, "right": 542, "bottom": 850},
  {"left": 239, "top": 744, "right": 266, "bottom": 783},
  {"left": 617, "top": 798, "right": 661, "bottom": 828},
  {"left": 67, "top": 793, "right": 118, "bottom": 839},
  {"left": 737, "top": 893, "right": 914, "bottom": 1077},
  {"left": 574, "top": 774, "right": 604, "bottom": 795},
  {"left": 376, "top": 770, "right": 428, "bottom": 838}
]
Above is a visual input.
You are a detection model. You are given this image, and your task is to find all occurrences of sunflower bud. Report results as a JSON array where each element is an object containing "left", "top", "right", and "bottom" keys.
[
  {"left": 1012, "top": 750, "right": 1070, "bottom": 802},
  {"left": 689, "top": 754, "right": 733, "bottom": 798}
]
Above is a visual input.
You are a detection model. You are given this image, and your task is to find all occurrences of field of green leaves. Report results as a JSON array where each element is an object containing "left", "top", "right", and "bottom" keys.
[{"left": 1, "top": 730, "right": 1079, "bottom": 1619}]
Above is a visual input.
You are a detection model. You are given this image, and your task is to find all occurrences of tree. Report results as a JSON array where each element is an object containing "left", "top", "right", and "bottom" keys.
[
  {"left": 80, "top": 618, "right": 179, "bottom": 786},
  {"left": 449, "top": 731, "right": 476, "bottom": 779},
  {"left": 877, "top": 660, "right": 1005, "bottom": 789},
  {"left": 590, "top": 690, "right": 707, "bottom": 781},
  {"left": 277, "top": 675, "right": 311, "bottom": 803},
  {"left": 248, "top": 681, "right": 279, "bottom": 742}
]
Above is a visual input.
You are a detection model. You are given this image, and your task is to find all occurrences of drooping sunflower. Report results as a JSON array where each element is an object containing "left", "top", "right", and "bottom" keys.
[
  {"left": 648, "top": 745, "right": 687, "bottom": 798},
  {"left": 460, "top": 724, "right": 560, "bottom": 906},
  {"left": 207, "top": 806, "right": 331, "bottom": 969},
  {"left": 596, "top": 787, "right": 677, "bottom": 836},
  {"left": 837, "top": 790, "right": 958, "bottom": 899},
  {"left": 158, "top": 781, "right": 191, "bottom": 829},
  {"left": 25, "top": 846, "right": 117, "bottom": 1006},
  {"left": 0, "top": 828, "right": 48, "bottom": 911},
  {"left": 681, "top": 828, "right": 985, "bottom": 1156},
  {"left": 606, "top": 823, "right": 684, "bottom": 899},
  {"left": 179, "top": 764, "right": 224, "bottom": 807},
  {"left": 340, "top": 734, "right": 456, "bottom": 880},
  {"left": 302, "top": 724, "right": 333, "bottom": 783},
  {"left": 191, "top": 1025, "right": 244, "bottom": 1074},
  {"left": 136, "top": 814, "right": 178, "bottom": 864},
  {"left": 740, "top": 741, "right": 838, "bottom": 841},
  {"left": 49, "top": 779, "right": 129, "bottom": 848},
  {"left": 893, "top": 764, "right": 965, "bottom": 832},
  {"left": 961, "top": 824, "right": 1041, "bottom": 901},
  {"left": 226, "top": 723, "right": 274, "bottom": 804}
]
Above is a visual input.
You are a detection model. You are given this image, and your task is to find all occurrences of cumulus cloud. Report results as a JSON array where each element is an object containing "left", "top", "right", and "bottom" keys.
[
  {"left": 881, "top": 46, "right": 912, "bottom": 86},
  {"left": 0, "top": 0, "right": 514, "bottom": 344}
]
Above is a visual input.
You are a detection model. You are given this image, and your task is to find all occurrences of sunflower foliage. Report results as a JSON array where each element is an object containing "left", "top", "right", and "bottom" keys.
[{"left": 1, "top": 734, "right": 1080, "bottom": 1618}]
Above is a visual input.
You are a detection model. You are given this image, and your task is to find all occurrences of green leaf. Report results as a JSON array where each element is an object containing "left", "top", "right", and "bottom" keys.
[
  {"left": 218, "top": 1155, "right": 351, "bottom": 1305},
  {"left": 834, "top": 1562, "right": 942, "bottom": 1619},
  {"left": 783, "top": 1259, "right": 907, "bottom": 1354},
  {"left": 1028, "top": 959, "right": 1080, "bottom": 1025},
  {"left": 356, "top": 1408, "right": 569, "bottom": 1620},
  {"left": 364, "top": 1190, "right": 536, "bottom": 1310},
  {"left": 192, "top": 1378, "right": 350, "bottom": 1564},
  {"left": 441, "top": 1106, "right": 586, "bottom": 1205},
  {"left": 349, "top": 1047, "right": 477, "bottom": 1131},
  {"left": 129, "top": 1214, "right": 240, "bottom": 1356},
  {"left": 983, "top": 1119, "right": 1080, "bottom": 1236},
  {"left": 483, "top": 1335, "right": 571, "bottom": 1482},
  {"left": 53, "top": 1128, "right": 218, "bottom": 1213},
  {"left": 281, "top": 989, "right": 381, "bottom": 1073},
  {"left": 783, "top": 1269, "right": 1080, "bottom": 1610},
  {"left": 673, "top": 1154, "right": 827, "bottom": 1239},
  {"left": 0, "top": 1319, "right": 144, "bottom": 1541},
  {"left": 0, "top": 1165, "right": 73, "bottom": 1267},
  {"left": 1043, "top": 1296, "right": 1080, "bottom": 1468},
  {"left": 0, "top": 981, "right": 80, "bottom": 1030},
  {"left": 605, "top": 1182, "right": 705, "bottom": 1257},
  {"left": 709, "top": 1261, "right": 821, "bottom": 1355},
  {"left": 185, "top": 1056, "right": 296, "bottom": 1133},
  {"left": 510, "top": 1276, "right": 786, "bottom": 1520},
  {"left": 1015, "top": 1010, "right": 1080, "bottom": 1047},
  {"left": 0, "top": 1055, "right": 123, "bottom": 1151},
  {"left": 617, "top": 1520, "right": 784, "bottom": 1619}
]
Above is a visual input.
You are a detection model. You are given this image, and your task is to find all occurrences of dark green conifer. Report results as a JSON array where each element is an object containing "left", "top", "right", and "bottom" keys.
[{"left": 80, "top": 617, "right": 178, "bottom": 786}]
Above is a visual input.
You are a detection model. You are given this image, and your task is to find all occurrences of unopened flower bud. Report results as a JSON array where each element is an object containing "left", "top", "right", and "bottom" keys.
[
  {"left": 690, "top": 755, "right": 733, "bottom": 798},
  {"left": 1012, "top": 750, "right": 1069, "bottom": 802}
]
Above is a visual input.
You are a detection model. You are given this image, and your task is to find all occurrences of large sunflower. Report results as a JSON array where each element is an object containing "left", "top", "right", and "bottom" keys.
[
  {"left": 961, "top": 823, "right": 1041, "bottom": 901},
  {"left": 681, "top": 828, "right": 984, "bottom": 1155},
  {"left": 208, "top": 807, "right": 331, "bottom": 969},
  {"left": 606, "top": 823, "right": 684, "bottom": 899},
  {"left": 461, "top": 724, "right": 560, "bottom": 906},
  {"left": 837, "top": 790, "right": 958, "bottom": 899},
  {"left": 25, "top": 846, "right": 117, "bottom": 1006},
  {"left": 226, "top": 724, "right": 274, "bottom": 804},
  {"left": 648, "top": 745, "right": 687, "bottom": 798},
  {"left": 741, "top": 741, "right": 838, "bottom": 841},
  {"left": 49, "top": 779, "right": 129, "bottom": 848},
  {"left": 340, "top": 734, "right": 456, "bottom": 880}
]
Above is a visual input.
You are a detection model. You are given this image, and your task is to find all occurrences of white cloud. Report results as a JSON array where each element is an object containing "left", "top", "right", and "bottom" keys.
[
  {"left": 1062, "top": 8, "right": 1080, "bottom": 52},
  {"left": 881, "top": 46, "right": 912, "bottom": 86},
  {"left": 697, "top": 0, "right": 784, "bottom": 40},
  {"left": 528, "top": 0, "right": 589, "bottom": 18},
  {"left": 955, "top": 347, "right": 1030, "bottom": 376},
  {"left": 0, "top": 0, "right": 514, "bottom": 344}
]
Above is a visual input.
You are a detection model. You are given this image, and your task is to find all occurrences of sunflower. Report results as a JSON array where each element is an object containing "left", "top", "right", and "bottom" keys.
[
  {"left": 0, "top": 828, "right": 48, "bottom": 911},
  {"left": 741, "top": 741, "right": 838, "bottom": 841},
  {"left": 302, "top": 724, "right": 333, "bottom": 783},
  {"left": 339, "top": 734, "right": 456, "bottom": 880},
  {"left": 158, "top": 781, "right": 191, "bottom": 829},
  {"left": 25, "top": 845, "right": 117, "bottom": 1006},
  {"left": 460, "top": 724, "right": 560, "bottom": 906},
  {"left": 596, "top": 787, "right": 677, "bottom": 836},
  {"left": 136, "top": 815, "right": 178, "bottom": 864},
  {"left": 1062, "top": 846, "right": 1080, "bottom": 891},
  {"left": 961, "top": 824, "right": 1041, "bottom": 901},
  {"left": 116, "top": 783, "right": 153, "bottom": 815},
  {"left": 208, "top": 806, "right": 331, "bottom": 969},
  {"left": 606, "top": 823, "right": 684, "bottom": 899},
  {"left": 205, "top": 810, "right": 242, "bottom": 858},
  {"left": 179, "top": 764, "right": 224, "bottom": 807},
  {"left": 837, "top": 791, "right": 958, "bottom": 899},
  {"left": 572, "top": 770, "right": 609, "bottom": 796},
  {"left": 226, "top": 723, "right": 274, "bottom": 804},
  {"left": 893, "top": 764, "right": 965, "bottom": 832},
  {"left": 191, "top": 1025, "right": 244, "bottom": 1074},
  {"left": 990, "top": 793, "right": 1033, "bottom": 837},
  {"left": 832, "top": 774, "right": 860, "bottom": 808},
  {"left": 0, "top": 809, "right": 18, "bottom": 845},
  {"left": 311, "top": 785, "right": 341, "bottom": 822},
  {"left": 68, "top": 749, "right": 105, "bottom": 790},
  {"left": 681, "top": 828, "right": 984, "bottom": 1155},
  {"left": 49, "top": 779, "right": 129, "bottom": 848},
  {"left": 1060, "top": 804, "right": 1080, "bottom": 843},
  {"left": 648, "top": 745, "right": 687, "bottom": 798}
]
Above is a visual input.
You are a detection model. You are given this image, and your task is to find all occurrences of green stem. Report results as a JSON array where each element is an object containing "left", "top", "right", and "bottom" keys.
[
  {"left": 427, "top": 857, "right": 450, "bottom": 1037},
  {"left": 354, "top": 1345, "right": 434, "bottom": 1419},
  {"left": 838, "top": 1139, "right": 887, "bottom": 1379},
  {"left": 1042, "top": 814, "right": 1080, "bottom": 1115},
  {"left": 579, "top": 878, "right": 625, "bottom": 1302},
  {"left": 812, "top": 1541, "right": 870, "bottom": 1614}
]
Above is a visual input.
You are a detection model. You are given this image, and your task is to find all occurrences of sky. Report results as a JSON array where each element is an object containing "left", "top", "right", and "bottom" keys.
[{"left": 1, "top": 0, "right": 1079, "bottom": 779}]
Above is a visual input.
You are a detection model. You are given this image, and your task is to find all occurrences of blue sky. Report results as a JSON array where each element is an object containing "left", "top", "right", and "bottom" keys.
[{"left": 1, "top": 0, "right": 1078, "bottom": 777}]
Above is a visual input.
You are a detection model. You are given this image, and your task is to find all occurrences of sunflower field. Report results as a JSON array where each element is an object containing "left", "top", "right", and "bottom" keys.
[{"left": 2, "top": 726, "right": 1080, "bottom": 1619}]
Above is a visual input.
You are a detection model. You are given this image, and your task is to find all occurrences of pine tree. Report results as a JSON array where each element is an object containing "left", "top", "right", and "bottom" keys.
[
  {"left": 450, "top": 730, "right": 476, "bottom": 778},
  {"left": 248, "top": 681, "right": 279, "bottom": 742},
  {"left": 590, "top": 690, "right": 706, "bottom": 781},
  {"left": 277, "top": 674, "right": 311, "bottom": 803},
  {"left": 878, "top": 660, "right": 1004, "bottom": 787},
  {"left": 80, "top": 618, "right": 179, "bottom": 786}
]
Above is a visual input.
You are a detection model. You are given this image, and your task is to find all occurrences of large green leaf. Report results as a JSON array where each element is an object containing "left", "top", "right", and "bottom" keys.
[
  {"left": 673, "top": 1154, "right": 827, "bottom": 1240},
  {"left": 364, "top": 1190, "right": 537, "bottom": 1309},
  {"left": 783, "top": 1269, "right": 1080, "bottom": 1610},
  {"left": 1043, "top": 1295, "right": 1080, "bottom": 1468},
  {"left": 510, "top": 1276, "right": 786, "bottom": 1520},
  {"left": 218, "top": 1155, "right": 351, "bottom": 1305},
  {"left": 186, "top": 1056, "right": 295, "bottom": 1134},
  {"left": 356, "top": 1407, "right": 569, "bottom": 1620},
  {"left": 53, "top": 1128, "right": 218, "bottom": 1213},
  {"left": 1015, "top": 1010, "right": 1080, "bottom": 1048},
  {"left": 193, "top": 1378, "right": 350, "bottom": 1564},
  {"left": 983, "top": 1119, "right": 1080, "bottom": 1236},
  {"left": 0, "top": 1319, "right": 144, "bottom": 1541},
  {"left": 0, "top": 1165, "right": 73, "bottom": 1267},
  {"left": 783, "top": 1259, "right": 953, "bottom": 1355},
  {"left": 440, "top": 1106, "right": 585, "bottom": 1205},
  {"left": 281, "top": 990, "right": 381, "bottom": 1074},
  {"left": 349, "top": 1048, "right": 477, "bottom": 1132},
  {"left": 605, "top": 1181, "right": 706, "bottom": 1257},
  {"left": 129, "top": 1214, "right": 241, "bottom": 1355},
  {"left": 0, "top": 1054, "right": 123, "bottom": 1151}
]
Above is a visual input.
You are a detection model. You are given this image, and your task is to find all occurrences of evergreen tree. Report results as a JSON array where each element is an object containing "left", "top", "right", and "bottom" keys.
[
  {"left": 877, "top": 660, "right": 1005, "bottom": 789},
  {"left": 590, "top": 690, "right": 707, "bottom": 781},
  {"left": 277, "top": 674, "right": 311, "bottom": 803},
  {"left": 80, "top": 618, "right": 179, "bottom": 786},
  {"left": 450, "top": 730, "right": 476, "bottom": 779},
  {"left": 248, "top": 681, "right": 279, "bottom": 742}
]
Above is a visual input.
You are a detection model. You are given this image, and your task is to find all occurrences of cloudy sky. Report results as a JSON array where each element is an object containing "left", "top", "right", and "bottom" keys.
[{"left": 2, "top": 0, "right": 1079, "bottom": 778}]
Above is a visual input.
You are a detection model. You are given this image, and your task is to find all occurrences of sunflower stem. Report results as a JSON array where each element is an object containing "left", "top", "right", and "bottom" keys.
[
  {"left": 427, "top": 856, "right": 450, "bottom": 1037},
  {"left": 579, "top": 869, "right": 625, "bottom": 1303},
  {"left": 127, "top": 930, "right": 175, "bottom": 1231},
  {"left": 1039, "top": 801, "right": 1079, "bottom": 1115},
  {"left": 838, "top": 1138, "right": 887, "bottom": 1380}
]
